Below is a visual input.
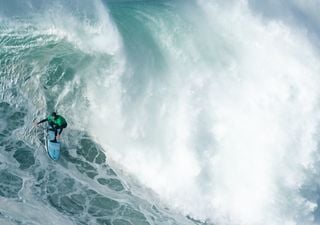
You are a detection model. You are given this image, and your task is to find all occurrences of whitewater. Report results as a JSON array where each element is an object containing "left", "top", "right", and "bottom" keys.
[{"left": 1, "top": 0, "right": 320, "bottom": 224}]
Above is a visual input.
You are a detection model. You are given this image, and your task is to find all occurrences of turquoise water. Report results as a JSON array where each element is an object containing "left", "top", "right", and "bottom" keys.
[
  {"left": 0, "top": 1, "right": 199, "bottom": 225},
  {"left": 1, "top": 0, "right": 320, "bottom": 225}
]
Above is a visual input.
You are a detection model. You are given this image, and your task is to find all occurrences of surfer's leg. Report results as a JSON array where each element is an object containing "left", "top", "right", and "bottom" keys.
[
  {"left": 50, "top": 128, "right": 58, "bottom": 143},
  {"left": 54, "top": 128, "right": 58, "bottom": 140},
  {"left": 48, "top": 122, "right": 55, "bottom": 131},
  {"left": 58, "top": 124, "right": 66, "bottom": 135},
  {"left": 59, "top": 127, "right": 64, "bottom": 135}
]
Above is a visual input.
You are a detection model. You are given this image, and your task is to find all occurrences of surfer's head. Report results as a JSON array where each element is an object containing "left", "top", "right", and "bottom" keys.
[{"left": 51, "top": 112, "right": 57, "bottom": 119}]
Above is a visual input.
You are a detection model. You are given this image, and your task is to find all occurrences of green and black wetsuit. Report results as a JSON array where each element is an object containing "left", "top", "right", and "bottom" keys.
[{"left": 38, "top": 114, "right": 68, "bottom": 136}]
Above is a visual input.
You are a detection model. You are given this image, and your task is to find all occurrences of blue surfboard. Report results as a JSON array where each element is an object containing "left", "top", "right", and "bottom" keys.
[{"left": 46, "top": 126, "right": 61, "bottom": 160}]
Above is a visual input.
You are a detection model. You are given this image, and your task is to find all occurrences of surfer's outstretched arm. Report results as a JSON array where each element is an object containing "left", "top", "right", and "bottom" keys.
[{"left": 37, "top": 118, "right": 48, "bottom": 125}]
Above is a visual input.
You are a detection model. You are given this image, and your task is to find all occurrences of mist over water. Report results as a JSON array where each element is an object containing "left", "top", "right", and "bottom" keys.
[
  {"left": 1, "top": 0, "right": 320, "bottom": 225},
  {"left": 88, "top": 1, "right": 320, "bottom": 224}
]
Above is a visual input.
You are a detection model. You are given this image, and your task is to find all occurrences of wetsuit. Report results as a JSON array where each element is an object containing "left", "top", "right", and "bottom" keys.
[{"left": 38, "top": 115, "right": 67, "bottom": 140}]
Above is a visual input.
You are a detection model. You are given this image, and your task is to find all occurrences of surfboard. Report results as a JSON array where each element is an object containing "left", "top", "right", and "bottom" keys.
[{"left": 46, "top": 126, "right": 61, "bottom": 160}]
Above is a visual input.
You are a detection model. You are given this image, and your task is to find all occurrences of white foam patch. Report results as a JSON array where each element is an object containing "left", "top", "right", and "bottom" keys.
[
  {"left": 34, "top": 0, "right": 121, "bottom": 55},
  {"left": 87, "top": 1, "right": 320, "bottom": 225}
]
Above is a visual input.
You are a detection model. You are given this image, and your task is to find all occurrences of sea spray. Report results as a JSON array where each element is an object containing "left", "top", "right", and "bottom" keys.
[{"left": 88, "top": 1, "right": 320, "bottom": 224}]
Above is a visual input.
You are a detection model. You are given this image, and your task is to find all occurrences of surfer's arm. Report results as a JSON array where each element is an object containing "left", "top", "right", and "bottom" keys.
[{"left": 37, "top": 118, "right": 48, "bottom": 125}]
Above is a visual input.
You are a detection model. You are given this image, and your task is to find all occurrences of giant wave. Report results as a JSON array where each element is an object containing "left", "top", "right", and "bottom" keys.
[{"left": 1, "top": 0, "right": 320, "bottom": 225}]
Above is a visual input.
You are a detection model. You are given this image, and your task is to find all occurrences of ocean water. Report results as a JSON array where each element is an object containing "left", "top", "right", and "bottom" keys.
[{"left": 1, "top": 0, "right": 320, "bottom": 225}]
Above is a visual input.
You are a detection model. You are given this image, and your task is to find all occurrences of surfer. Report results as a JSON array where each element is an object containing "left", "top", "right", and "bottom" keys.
[{"left": 35, "top": 112, "right": 68, "bottom": 142}]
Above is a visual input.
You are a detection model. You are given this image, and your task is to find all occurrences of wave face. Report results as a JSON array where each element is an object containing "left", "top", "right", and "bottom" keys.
[
  {"left": 0, "top": 1, "right": 196, "bottom": 225},
  {"left": 1, "top": 0, "right": 320, "bottom": 225}
]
